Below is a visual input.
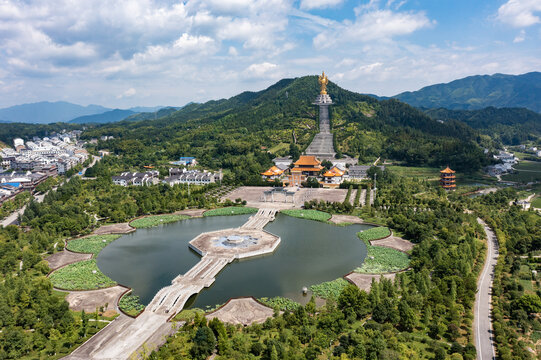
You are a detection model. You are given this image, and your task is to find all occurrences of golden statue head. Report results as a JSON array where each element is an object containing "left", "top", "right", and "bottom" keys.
[{"left": 318, "top": 71, "right": 328, "bottom": 95}]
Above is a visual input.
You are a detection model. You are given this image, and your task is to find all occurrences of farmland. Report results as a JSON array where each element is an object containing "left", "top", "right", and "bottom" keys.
[{"left": 502, "top": 160, "right": 541, "bottom": 183}]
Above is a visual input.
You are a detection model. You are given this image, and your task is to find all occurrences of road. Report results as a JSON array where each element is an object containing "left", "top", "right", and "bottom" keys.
[{"left": 475, "top": 218, "right": 499, "bottom": 360}]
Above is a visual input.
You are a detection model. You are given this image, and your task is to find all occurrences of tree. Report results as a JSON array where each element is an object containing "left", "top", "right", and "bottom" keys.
[
  {"left": 190, "top": 326, "right": 216, "bottom": 360},
  {"left": 338, "top": 284, "right": 371, "bottom": 319},
  {"left": 398, "top": 300, "right": 417, "bottom": 331}
]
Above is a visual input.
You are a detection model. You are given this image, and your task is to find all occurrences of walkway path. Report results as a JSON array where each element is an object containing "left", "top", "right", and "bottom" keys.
[
  {"left": 475, "top": 218, "right": 498, "bottom": 360},
  {"left": 305, "top": 103, "right": 335, "bottom": 159}
]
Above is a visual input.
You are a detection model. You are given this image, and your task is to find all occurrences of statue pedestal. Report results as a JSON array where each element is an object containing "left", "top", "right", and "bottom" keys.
[{"left": 312, "top": 94, "right": 333, "bottom": 105}]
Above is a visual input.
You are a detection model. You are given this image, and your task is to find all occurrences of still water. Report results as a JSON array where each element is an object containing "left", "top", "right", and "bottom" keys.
[{"left": 97, "top": 214, "right": 370, "bottom": 308}]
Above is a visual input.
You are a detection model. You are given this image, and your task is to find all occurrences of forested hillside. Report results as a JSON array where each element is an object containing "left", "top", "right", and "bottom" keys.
[
  {"left": 82, "top": 76, "right": 489, "bottom": 180},
  {"left": 424, "top": 107, "right": 541, "bottom": 145},
  {"left": 394, "top": 72, "right": 541, "bottom": 113}
]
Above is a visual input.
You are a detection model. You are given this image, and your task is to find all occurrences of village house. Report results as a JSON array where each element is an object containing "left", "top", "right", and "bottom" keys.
[
  {"left": 112, "top": 171, "right": 159, "bottom": 186},
  {"left": 163, "top": 168, "right": 221, "bottom": 186}
]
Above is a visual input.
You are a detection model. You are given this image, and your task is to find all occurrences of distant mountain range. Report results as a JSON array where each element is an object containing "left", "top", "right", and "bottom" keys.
[
  {"left": 69, "top": 109, "right": 136, "bottom": 124},
  {"left": 393, "top": 72, "right": 541, "bottom": 113},
  {"left": 0, "top": 101, "right": 174, "bottom": 124}
]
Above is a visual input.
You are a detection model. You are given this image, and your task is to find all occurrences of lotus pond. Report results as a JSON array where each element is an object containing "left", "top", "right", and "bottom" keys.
[{"left": 97, "top": 213, "right": 372, "bottom": 308}]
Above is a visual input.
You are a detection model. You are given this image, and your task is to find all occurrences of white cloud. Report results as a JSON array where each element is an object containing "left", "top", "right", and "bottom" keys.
[
  {"left": 117, "top": 88, "right": 136, "bottom": 99},
  {"left": 514, "top": 29, "right": 526, "bottom": 42},
  {"left": 244, "top": 62, "right": 278, "bottom": 78},
  {"left": 313, "top": 6, "right": 433, "bottom": 49},
  {"left": 497, "top": 0, "right": 541, "bottom": 27},
  {"left": 300, "top": 0, "right": 344, "bottom": 10}
]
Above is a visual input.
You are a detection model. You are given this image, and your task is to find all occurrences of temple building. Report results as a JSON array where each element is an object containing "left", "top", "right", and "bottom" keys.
[
  {"left": 322, "top": 165, "right": 345, "bottom": 187},
  {"left": 288, "top": 155, "right": 323, "bottom": 186},
  {"left": 261, "top": 165, "right": 285, "bottom": 181},
  {"left": 440, "top": 167, "right": 456, "bottom": 190}
]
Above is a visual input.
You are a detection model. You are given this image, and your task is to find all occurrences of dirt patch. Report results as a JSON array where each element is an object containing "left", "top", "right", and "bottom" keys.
[
  {"left": 345, "top": 272, "right": 396, "bottom": 292},
  {"left": 65, "top": 285, "right": 129, "bottom": 312},
  {"left": 46, "top": 250, "right": 92, "bottom": 271},
  {"left": 370, "top": 236, "right": 414, "bottom": 253},
  {"left": 176, "top": 209, "right": 206, "bottom": 217},
  {"left": 329, "top": 214, "right": 365, "bottom": 225},
  {"left": 298, "top": 188, "right": 347, "bottom": 203},
  {"left": 102, "top": 309, "right": 118, "bottom": 318},
  {"left": 223, "top": 186, "right": 274, "bottom": 203},
  {"left": 93, "top": 223, "right": 134, "bottom": 235},
  {"left": 206, "top": 297, "right": 274, "bottom": 326}
]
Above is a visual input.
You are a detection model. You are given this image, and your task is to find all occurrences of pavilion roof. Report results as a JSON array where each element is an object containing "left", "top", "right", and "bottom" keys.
[
  {"left": 261, "top": 166, "right": 284, "bottom": 176},
  {"left": 323, "top": 166, "right": 345, "bottom": 177},
  {"left": 291, "top": 167, "right": 323, "bottom": 173},
  {"left": 294, "top": 155, "right": 321, "bottom": 167},
  {"left": 440, "top": 166, "right": 455, "bottom": 174}
]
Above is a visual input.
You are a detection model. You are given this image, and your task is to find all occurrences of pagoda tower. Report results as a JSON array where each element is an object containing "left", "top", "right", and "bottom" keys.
[{"left": 440, "top": 167, "right": 456, "bottom": 190}]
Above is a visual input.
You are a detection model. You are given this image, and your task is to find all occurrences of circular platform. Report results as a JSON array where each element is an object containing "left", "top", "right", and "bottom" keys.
[{"left": 189, "top": 228, "right": 280, "bottom": 259}]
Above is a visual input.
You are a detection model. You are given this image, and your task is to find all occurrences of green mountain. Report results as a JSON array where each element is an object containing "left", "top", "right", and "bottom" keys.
[
  {"left": 425, "top": 107, "right": 541, "bottom": 144},
  {"left": 122, "top": 107, "right": 180, "bottom": 122},
  {"left": 69, "top": 109, "right": 136, "bottom": 124},
  {"left": 83, "top": 76, "right": 489, "bottom": 181},
  {"left": 394, "top": 72, "right": 541, "bottom": 113}
]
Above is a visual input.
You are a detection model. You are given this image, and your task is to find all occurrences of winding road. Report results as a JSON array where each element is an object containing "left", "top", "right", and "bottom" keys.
[{"left": 475, "top": 218, "right": 499, "bottom": 360}]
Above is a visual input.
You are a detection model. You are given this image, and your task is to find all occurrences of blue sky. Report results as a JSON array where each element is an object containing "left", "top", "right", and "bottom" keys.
[{"left": 0, "top": 0, "right": 540, "bottom": 108}]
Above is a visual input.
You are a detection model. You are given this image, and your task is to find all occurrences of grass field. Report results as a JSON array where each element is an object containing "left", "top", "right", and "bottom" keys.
[
  {"left": 502, "top": 160, "right": 541, "bottom": 183},
  {"left": 130, "top": 214, "right": 190, "bottom": 228},
  {"left": 268, "top": 142, "right": 289, "bottom": 154},
  {"left": 280, "top": 209, "right": 331, "bottom": 222},
  {"left": 203, "top": 206, "right": 258, "bottom": 217},
  {"left": 387, "top": 166, "right": 440, "bottom": 180},
  {"left": 49, "top": 259, "right": 116, "bottom": 290},
  {"left": 66, "top": 235, "right": 121, "bottom": 255},
  {"left": 532, "top": 197, "right": 541, "bottom": 208}
]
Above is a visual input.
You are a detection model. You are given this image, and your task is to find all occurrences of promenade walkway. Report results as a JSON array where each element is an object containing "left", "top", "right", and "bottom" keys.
[{"left": 65, "top": 208, "right": 280, "bottom": 360}]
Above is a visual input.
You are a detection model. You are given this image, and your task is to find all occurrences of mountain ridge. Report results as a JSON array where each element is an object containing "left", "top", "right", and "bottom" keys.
[{"left": 394, "top": 72, "right": 541, "bottom": 112}]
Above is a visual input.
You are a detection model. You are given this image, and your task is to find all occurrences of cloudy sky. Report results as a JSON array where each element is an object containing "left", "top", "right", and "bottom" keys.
[{"left": 0, "top": 0, "right": 540, "bottom": 108}]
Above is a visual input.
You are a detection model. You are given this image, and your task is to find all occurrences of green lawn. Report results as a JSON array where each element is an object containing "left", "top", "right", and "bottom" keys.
[
  {"left": 357, "top": 227, "right": 391, "bottom": 241},
  {"left": 49, "top": 260, "right": 116, "bottom": 290},
  {"left": 203, "top": 206, "right": 258, "bottom": 217},
  {"left": 387, "top": 166, "right": 440, "bottom": 180},
  {"left": 280, "top": 209, "right": 331, "bottom": 222},
  {"left": 130, "top": 214, "right": 190, "bottom": 228},
  {"left": 66, "top": 235, "right": 121, "bottom": 255},
  {"left": 268, "top": 142, "right": 289, "bottom": 154}
]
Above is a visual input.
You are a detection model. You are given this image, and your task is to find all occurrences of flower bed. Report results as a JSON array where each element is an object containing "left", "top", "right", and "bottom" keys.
[
  {"left": 203, "top": 206, "right": 258, "bottom": 217},
  {"left": 130, "top": 214, "right": 190, "bottom": 228},
  {"left": 49, "top": 259, "right": 116, "bottom": 290},
  {"left": 309, "top": 278, "right": 349, "bottom": 300},
  {"left": 118, "top": 292, "right": 145, "bottom": 317},
  {"left": 66, "top": 235, "right": 121, "bottom": 255},
  {"left": 357, "top": 227, "right": 391, "bottom": 242},
  {"left": 280, "top": 209, "right": 331, "bottom": 222}
]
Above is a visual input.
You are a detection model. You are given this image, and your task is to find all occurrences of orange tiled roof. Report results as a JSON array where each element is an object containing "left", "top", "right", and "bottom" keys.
[
  {"left": 294, "top": 155, "right": 322, "bottom": 167},
  {"left": 261, "top": 166, "right": 284, "bottom": 176},
  {"left": 323, "top": 166, "right": 345, "bottom": 177},
  {"left": 291, "top": 167, "right": 323, "bottom": 173},
  {"left": 440, "top": 166, "right": 455, "bottom": 174}
]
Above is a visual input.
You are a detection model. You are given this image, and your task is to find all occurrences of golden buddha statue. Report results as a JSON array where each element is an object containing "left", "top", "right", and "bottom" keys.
[{"left": 318, "top": 71, "right": 329, "bottom": 95}]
